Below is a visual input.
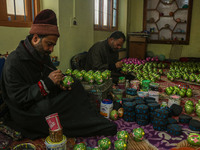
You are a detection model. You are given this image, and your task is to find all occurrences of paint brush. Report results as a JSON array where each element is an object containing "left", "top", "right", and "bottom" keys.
[{"left": 44, "top": 64, "right": 65, "bottom": 76}]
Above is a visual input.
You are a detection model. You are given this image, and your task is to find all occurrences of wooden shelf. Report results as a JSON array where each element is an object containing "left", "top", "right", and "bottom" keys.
[{"left": 143, "top": 0, "right": 193, "bottom": 44}]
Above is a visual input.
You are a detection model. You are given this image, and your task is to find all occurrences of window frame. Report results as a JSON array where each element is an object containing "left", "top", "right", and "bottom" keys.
[
  {"left": 0, "top": 0, "right": 40, "bottom": 27},
  {"left": 94, "top": 0, "right": 118, "bottom": 31}
]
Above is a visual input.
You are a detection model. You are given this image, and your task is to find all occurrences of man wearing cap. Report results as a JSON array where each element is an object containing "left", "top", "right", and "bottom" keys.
[{"left": 1, "top": 9, "right": 117, "bottom": 139}]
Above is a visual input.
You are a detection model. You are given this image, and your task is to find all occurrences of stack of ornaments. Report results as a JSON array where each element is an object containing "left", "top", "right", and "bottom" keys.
[
  {"left": 122, "top": 99, "right": 136, "bottom": 122},
  {"left": 135, "top": 104, "right": 149, "bottom": 126},
  {"left": 147, "top": 103, "right": 160, "bottom": 123},
  {"left": 152, "top": 108, "right": 169, "bottom": 131},
  {"left": 45, "top": 113, "right": 67, "bottom": 150}
]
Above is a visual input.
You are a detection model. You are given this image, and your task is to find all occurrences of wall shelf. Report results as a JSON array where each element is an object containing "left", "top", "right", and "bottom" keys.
[{"left": 143, "top": 0, "right": 193, "bottom": 45}]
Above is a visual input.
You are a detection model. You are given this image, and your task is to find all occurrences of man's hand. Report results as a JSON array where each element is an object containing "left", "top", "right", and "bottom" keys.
[
  {"left": 48, "top": 69, "right": 63, "bottom": 85},
  {"left": 115, "top": 61, "right": 123, "bottom": 68}
]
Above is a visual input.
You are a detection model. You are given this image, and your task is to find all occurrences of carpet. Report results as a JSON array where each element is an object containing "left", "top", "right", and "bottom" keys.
[{"left": 3, "top": 75, "right": 200, "bottom": 150}]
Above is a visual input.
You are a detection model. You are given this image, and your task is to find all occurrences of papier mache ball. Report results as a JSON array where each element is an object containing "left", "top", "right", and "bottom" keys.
[
  {"left": 110, "top": 109, "right": 118, "bottom": 121},
  {"left": 62, "top": 76, "right": 74, "bottom": 87},
  {"left": 102, "top": 71, "right": 109, "bottom": 81},
  {"left": 114, "top": 139, "right": 127, "bottom": 150},
  {"left": 81, "top": 70, "right": 86, "bottom": 75},
  {"left": 132, "top": 128, "right": 145, "bottom": 142},
  {"left": 187, "top": 133, "right": 200, "bottom": 146},
  {"left": 87, "top": 70, "right": 94, "bottom": 75},
  {"left": 72, "top": 69, "right": 79, "bottom": 76},
  {"left": 104, "top": 70, "right": 111, "bottom": 78},
  {"left": 65, "top": 68, "right": 72, "bottom": 75},
  {"left": 91, "top": 147, "right": 101, "bottom": 150},
  {"left": 98, "top": 137, "right": 111, "bottom": 150},
  {"left": 75, "top": 72, "right": 83, "bottom": 81},
  {"left": 117, "top": 130, "right": 129, "bottom": 142},
  {"left": 94, "top": 74, "right": 104, "bottom": 85},
  {"left": 73, "top": 143, "right": 87, "bottom": 150}
]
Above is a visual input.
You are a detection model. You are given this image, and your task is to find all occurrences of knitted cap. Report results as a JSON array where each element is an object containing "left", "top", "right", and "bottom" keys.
[{"left": 29, "top": 9, "right": 60, "bottom": 37}]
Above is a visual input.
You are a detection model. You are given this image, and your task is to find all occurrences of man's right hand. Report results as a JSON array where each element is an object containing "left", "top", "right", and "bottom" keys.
[{"left": 48, "top": 69, "right": 63, "bottom": 85}]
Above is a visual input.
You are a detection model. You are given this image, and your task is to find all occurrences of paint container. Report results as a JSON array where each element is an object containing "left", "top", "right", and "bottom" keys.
[
  {"left": 100, "top": 99, "right": 113, "bottom": 119},
  {"left": 150, "top": 83, "right": 159, "bottom": 91},
  {"left": 45, "top": 135, "right": 67, "bottom": 150},
  {"left": 49, "top": 128, "right": 63, "bottom": 143},
  {"left": 13, "top": 143, "right": 36, "bottom": 150},
  {"left": 148, "top": 91, "right": 159, "bottom": 102},
  {"left": 130, "top": 80, "right": 140, "bottom": 91}
]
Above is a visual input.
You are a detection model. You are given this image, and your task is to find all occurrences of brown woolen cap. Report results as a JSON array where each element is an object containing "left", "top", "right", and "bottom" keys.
[{"left": 29, "top": 9, "right": 60, "bottom": 37}]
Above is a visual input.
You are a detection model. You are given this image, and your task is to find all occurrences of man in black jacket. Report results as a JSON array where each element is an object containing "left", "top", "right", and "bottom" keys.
[
  {"left": 1, "top": 9, "right": 117, "bottom": 139},
  {"left": 85, "top": 31, "right": 125, "bottom": 72},
  {"left": 85, "top": 31, "right": 127, "bottom": 83}
]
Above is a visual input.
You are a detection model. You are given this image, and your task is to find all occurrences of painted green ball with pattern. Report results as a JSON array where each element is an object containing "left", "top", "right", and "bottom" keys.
[
  {"left": 185, "top": 104, "right": 194, "bottom": 114},
  {"left": 94, "top": 74, "right": 104, "bottom": 85},
  {"left": 185, "top": 100, "right": 194, "bottom": 106},
  {"left": 87, "top": 75, "right": 94, "bottom": 84},
  {"left": 117, "top": 130, "right": 129, "bottom": 142},
  {"left": 87, "top": 70, "right": 94, "bottom": 75},
  {"left": 110, "top": 109, "right": 118, "bottom": 121},
  {"left": 196, "top": 100, "right": 200, "bottom": 110},
  {"left": 98, "top": 137, "right": 111, "bottom": 150},
  {"left": 114, "top": 139, "right": 127, "bottom": 150},
  {"left": 84, "top": 72, "right": 90, "bottom": 81},
  {"left": 91, "top": 147, "right": 101, "bottom": 150},
  {"left": 102, "top": 71, "right": 109, "bottom": 81},
  {"left": 93, "top": 71, "right": 101, "bottom": 78},
  {"left": 104, "top": 70, "right": 111, "bottom": 78},
  {"left": 187, "top": 133, "right": 200, "bottom": 146},
  {"left": 65, "top": 68, "right": 72, "bottom": 75},
  {"left": 95, "top": 70, "right": 102, "bottom": 75},
  {"left": 132, "top": 128, "right": 145, "bottom": 142},
  {"left": 62, "top": 76, "right": 74, "bottom": 87},
  {"left": 81, "top": 70, "right": 86, "bottom": 75},
  {"left": 73, "top": 143, "right": 87, "bottom": 150},
  {"left": 72, "top": 69, "right": 79, "bottom": 76},
  {"left": 75, "top": 72, "right": 83, "bottom": 81}
]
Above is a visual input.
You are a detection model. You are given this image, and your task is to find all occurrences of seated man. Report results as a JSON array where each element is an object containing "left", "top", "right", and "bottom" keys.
[
  {"left": 1, "top": 9, "right": 117, "bottom": 140},
  {"left": 85, "top": 31, "right": 133, "bottom": 83}
]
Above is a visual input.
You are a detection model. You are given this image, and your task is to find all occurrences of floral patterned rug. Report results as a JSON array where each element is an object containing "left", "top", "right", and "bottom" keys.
[{"left": 2, "top": 75, "right": 200, "bottom": 150}]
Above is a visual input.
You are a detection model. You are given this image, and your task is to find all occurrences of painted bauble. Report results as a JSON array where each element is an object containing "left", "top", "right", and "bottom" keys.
[
  {"left": 110, "top": 109, "right": 118, "bottom": 121},
  {"left": 132, "top": 128, "right": 145, "bottom": 142},
  {"left": 80, "top": 70, "right": 86, "bottom": 75},
  {"left": 117, "top": 130, "right": 129, "bottom": 142},
  {"left": 65, "top": 69, "right": 72, "bottom": 75},
  {"left": 73, "top": 143, "right": 87, "bottom": 150},
  {"left": 87, "top": 70, "right": 94, "bottom": 75},
  {"left": 185, "top": 104, "right": 194, "bottom": 114},
  {"left": 87, "top": 75, "right": 94, "bottom": 84},
  {"left": 195, "top": 100, "right": 200, "bottom": 110},
  {"left": 72, "top": 69, "right": 79, "bottom": 76},
  {"left": 91, "top": 147, "right": 101, "bottom": 150},
  {"left": 102, "top": 71, "right": 109, "bottom": 81},
  {"left": 98, "top": 137, "right": 111, "bottom": 150},
  {"left": 114, "top": 139, "right": 127, "bottom": 150},
  {"left": 95, "top": 70, "right": 101, "bottom": 75},
  {"left": 118, "top": 108, "right": 124, "bottom": 118},
  {"left": 62, "top": 76, "right": 74, "bottom": 87},
  {"left": 75, "top": 72, "right": 83, "bottom": 81},
  {"left": 185, "top": 100, "right": 194, "bottom": 106},
  {"left": 104, "top": 70, "right": 111, "bottom": 78},
  {"left": 84, "top": 73, "right": 90, "bottom": 81},
  {"left": 94, "top": 74, "right": 104, "bottom": 85},
  {"left": 187, "top": 133, "right": 200, "bottom": 146}
]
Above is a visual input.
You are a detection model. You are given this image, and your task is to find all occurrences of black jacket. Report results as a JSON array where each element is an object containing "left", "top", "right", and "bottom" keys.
[
  {"left": 1, "top": 36, "right": 117, "bottom": 139},
  {"left": 85, "top": 39, "right": 118, "bottom": 72}
]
